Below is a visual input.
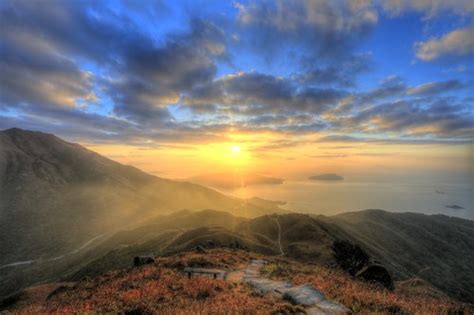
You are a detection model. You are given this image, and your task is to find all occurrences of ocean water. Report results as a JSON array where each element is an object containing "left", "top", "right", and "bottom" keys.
[{"left": 218, "top": 180, "right": 473, "bottom": 220}]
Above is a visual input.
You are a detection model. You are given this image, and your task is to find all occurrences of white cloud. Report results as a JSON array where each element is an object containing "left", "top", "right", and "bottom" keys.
[{"left": 415, "top": 27, "right": 474, "bottom": 61}]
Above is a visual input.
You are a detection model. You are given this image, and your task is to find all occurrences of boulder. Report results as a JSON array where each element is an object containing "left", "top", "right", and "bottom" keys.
[
  {"left": 356, "top": 263, "right": 394, "bottom": 290},
  {"left": 133, "top": 255, "right": 155, "bottom": 267}
]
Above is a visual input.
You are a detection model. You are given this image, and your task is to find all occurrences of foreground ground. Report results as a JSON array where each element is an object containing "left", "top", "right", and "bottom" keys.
[{"left": 2, "top": 249, "right": 472, "bottom": 314}]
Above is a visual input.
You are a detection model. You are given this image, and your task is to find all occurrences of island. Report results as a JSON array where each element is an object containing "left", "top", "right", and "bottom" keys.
[{"left": 308, "top": 173, "right": 344, "bottom": 181}]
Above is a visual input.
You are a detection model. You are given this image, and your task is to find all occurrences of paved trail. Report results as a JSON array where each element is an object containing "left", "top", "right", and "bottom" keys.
[{"left": 226, "top": 260, "right": 349, "bottom": 315}]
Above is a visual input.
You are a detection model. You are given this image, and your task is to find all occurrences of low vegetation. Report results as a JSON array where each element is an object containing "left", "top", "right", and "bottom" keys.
[
  {"left": 4, "top": 249, "right": 473, "bottom": 314},
  {"left": 261, "top": 259, "right": 473, "bottom": 315}
]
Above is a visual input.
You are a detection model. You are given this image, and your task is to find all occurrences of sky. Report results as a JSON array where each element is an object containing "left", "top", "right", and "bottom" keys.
[{"left": 0, "top": 0, "right": 473, "bottom": 184}]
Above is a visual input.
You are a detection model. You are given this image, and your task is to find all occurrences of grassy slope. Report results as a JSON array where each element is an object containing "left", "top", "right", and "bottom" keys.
[
  {"left": 323, "top": 210, "right": 474, "bottom": 303},
  {"left": 4, "top": 249, "right": 472, "bottom": 315}
]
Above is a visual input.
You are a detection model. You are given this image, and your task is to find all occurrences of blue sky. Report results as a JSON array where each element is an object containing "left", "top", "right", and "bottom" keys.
[{"left": 0, "top": 0, "right": 473, "bottom": 146}]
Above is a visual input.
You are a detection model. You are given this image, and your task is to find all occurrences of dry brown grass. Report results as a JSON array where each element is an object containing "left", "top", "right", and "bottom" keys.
[
  {"left": 4, "top": 249, "right": 473, "bottom": 314},
  {"left": 261, "top": 259, "right": 473, "bottom": 315},
  {"left": 4, "top": 249, "right": 295, "bottom": 314}
]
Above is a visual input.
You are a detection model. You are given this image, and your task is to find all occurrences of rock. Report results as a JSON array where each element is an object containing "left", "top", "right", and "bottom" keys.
[
  {"left": 356, "top": 263, "right": 394, "bottom": 290},
  {"left": 313, "top": 300, "right": 351, "bottom": 314},
  {"left": 195, "top": 245, "right": 207, "bottom": 253},
  {"left": 133, "top": 255, "right": 155, "bottom": 267},
  {"left": 169, "top": 284, "right": 182, "bottom": 291},
  {"left": 241, "top": 260, "right": 350, "bottom": 314},
  {"left": 282, "top": 284, "right": 325, "bottom": 306},
  {"left": 247, "top": 278, "right": 292, "bottom": 295}
]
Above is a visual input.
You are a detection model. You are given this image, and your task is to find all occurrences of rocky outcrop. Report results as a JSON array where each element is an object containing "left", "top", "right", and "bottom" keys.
[{"left": 356, "top": 264, "right": 394, "bottom": 290}]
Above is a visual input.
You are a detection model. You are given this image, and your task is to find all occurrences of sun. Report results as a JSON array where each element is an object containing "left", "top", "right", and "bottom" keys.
[{"left": 231, "top": 145, "right": 241, "bottom": 154}]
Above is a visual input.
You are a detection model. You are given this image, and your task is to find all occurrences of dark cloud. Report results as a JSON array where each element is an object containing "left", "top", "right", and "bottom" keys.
[
  {"left": 331, "top": 96, "right": 473, "bottom": 138},
  {"left": 360, "top": 76, "right": 407, "bottom": 103},
  {"left": 184, "top": 71, "right": 346, "bottom": 115}
]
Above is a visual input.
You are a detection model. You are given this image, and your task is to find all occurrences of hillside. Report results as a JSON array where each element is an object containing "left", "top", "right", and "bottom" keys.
[
  {"left": 0, "top": 128, "right": 281, "bottom": 298},
  {"left": 2, "top": 249, "right": 472, "bottom": 314},
  {"left": 323, "top": 210, "right": 474, "bottom": 303},
  {"left": 10, "top": 209, "right": 468, "bottom": 306}
]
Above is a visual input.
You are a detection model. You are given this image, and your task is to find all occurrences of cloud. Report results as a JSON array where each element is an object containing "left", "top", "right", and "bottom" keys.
[
  {"left": 359, "top": 76, "right": 407, "bottom": 103},
  {"left": 294, "top": 54, "right": 373, "bottom": 87},
  {"left": 234, "top": 0, "right": 378, "bottom": 62},
  {"left": 0, "top": 1, "right": 226, "bottom": 126},
  {"left": 237, "top": 0, "right": 378, "bottom": 35},
  {"left": 317, "top": 135, "right": 471, "bottom": 145},
  {"left": 184, "top": 71, "right": 346, "bottom": 115},
  {"left": 0, "top": 1, "right": 100, "bottom": 109},
  {"left": 108, "top": 20, "right": 225, "bottom": 123},
  {"left": 333, "top": 97, "right": 473, "bottom": 137},
  {"left": 407, "top": 80, "right": 465, "bottom": 95},
  {"left": 415, "top": 27, "right": 474, "bottom": 61},
  {"left": 381, "top": 0, "right": 474, "bottom": 17}
]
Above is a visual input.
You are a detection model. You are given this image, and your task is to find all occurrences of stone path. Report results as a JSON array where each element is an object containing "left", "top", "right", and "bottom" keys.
[{"left": 227, "top": 260, "right": 350, "bottom": 315}]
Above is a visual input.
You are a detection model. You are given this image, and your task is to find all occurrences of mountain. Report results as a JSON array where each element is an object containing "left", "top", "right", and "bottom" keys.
[{"left": 0, "top": 128, "right": 282, "bottom": 296}]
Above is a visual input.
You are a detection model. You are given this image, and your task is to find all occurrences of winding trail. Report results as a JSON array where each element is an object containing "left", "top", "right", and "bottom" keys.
[
  {"left": 0, "top": 233, "right": 106, "bottom": 270},
  {"left": 273, "top": 217, "right": 284, "bottom": 256}
]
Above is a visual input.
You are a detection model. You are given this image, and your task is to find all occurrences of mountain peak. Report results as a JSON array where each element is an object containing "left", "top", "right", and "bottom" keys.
[{"left": 1, "top": 127, "right": 57, "bottom": 139}]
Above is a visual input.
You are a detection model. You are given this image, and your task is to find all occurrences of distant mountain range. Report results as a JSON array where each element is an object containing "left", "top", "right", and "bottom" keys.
[{"left": 1, "top": 128, "right": 473, "bottom": 305}]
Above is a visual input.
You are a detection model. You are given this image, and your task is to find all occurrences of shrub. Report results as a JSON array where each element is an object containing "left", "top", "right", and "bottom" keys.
[{"left": 332, "top": 240, "right": 369, "bottom": 276}]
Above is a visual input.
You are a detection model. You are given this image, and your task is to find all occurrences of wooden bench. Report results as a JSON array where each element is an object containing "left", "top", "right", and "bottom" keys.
[{"left": 183, "top": 267, "right": 226, "bottom": 279}]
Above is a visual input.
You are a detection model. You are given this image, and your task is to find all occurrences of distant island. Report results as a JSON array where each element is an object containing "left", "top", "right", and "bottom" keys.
[
  {"left": 309, "top": 173, "right": 344, "bottom": 181},
  {"left": 446, "top": 205, "right": 465, "bottom": 210},
  {"left": 190, "top": 172, "right": 284, "bottom": 189}
]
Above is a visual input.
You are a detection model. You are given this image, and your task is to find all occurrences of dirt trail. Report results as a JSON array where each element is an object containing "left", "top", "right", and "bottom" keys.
[
  {"left": 0, "top": 233, "right": 106, "bottom": 269},
  {"left": 273, "top": 217, "right": 284, "bottom": 256},
  {"left": 227, "top": 260, "right": 349, "bottom": 315}
]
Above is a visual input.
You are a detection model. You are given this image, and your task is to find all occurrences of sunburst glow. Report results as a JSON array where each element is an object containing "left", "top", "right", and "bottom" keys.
[{"left": 231, "top": 145, "right": 241, "bottom": 154}]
